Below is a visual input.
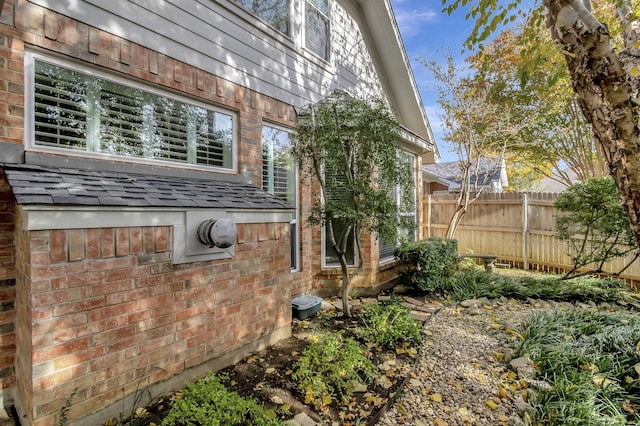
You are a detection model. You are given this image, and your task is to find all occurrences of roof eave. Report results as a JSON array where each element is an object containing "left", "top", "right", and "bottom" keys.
[{"left": 358, "top": 0, "right": 440, "bottom": 162}]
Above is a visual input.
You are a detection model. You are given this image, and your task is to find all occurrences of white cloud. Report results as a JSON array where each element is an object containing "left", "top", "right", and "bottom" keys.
[
  {"left": 393, "top": 8, "right": 439, "bottom": 37},
  {"left": 424, "top": 105, "right": 444, "bottom": 136}
]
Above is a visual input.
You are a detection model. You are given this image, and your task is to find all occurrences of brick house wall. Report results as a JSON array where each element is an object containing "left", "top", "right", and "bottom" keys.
[
  {"left": 0, "top": 0, "right": 431, "bottom": 423},
  {"left": 0, "top": 1, "right": 308, "bottom": 424},
  {"left": 13, "top": 211, "right": 292, "bottom": 425},
  {"left": 0, "top": 172, "right": 15, "bottom": 395}
]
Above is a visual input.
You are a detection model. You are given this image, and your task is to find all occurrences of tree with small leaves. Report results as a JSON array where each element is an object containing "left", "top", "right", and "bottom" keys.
[
  {"left": 441, "top": 0, "right": 640, "bottom": 244},
  {"left": 292, "top": 91, "right": 413, "bottom": 317}
]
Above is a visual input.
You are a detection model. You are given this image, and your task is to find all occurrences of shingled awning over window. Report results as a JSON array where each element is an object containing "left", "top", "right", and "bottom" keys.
[{"left": 2, "top": 163, "right": 293, "bottom": 210}]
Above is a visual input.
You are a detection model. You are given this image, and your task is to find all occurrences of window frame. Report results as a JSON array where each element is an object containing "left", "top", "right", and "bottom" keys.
[
  {"left": 261, "top": 123, "right": 299, "bottom": 271},
  {"left": 25, "top": 51, "right": 238, "bottom": 173},
  {"left": 322, "top": 158, "right": 357, "bottom": 269},
  {"left": 232, "top": 0, "right": 292, "bottom": 37},
  {"left": 304, "top": 0, "right": 330, "bottom": 61},
  {"left": 323, "top": 218, "right": 357, "bottom": 268}
]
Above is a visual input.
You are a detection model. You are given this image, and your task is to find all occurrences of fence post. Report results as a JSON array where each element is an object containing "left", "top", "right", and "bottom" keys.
[
  {"left": 522, "top": 193, "right": 529, "bottom": 270},
  {"left": 427, "top": 194, "right": 432, "bottom": 238}
]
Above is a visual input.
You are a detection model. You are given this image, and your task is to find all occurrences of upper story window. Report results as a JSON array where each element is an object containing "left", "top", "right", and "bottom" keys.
[
  {"left": 28, "top": 53, "right": 236, "bottom": 171},
  {"left": 234, "top": 0, "right": 290, "bottom": 35},
  {"left": 305, "top": 0, "right": 329, "bottom": 60}
]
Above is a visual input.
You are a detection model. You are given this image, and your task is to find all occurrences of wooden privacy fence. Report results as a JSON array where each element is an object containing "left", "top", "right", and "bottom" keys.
[{"left": 423, "top": 192, "right": 640, "bottom": 284}]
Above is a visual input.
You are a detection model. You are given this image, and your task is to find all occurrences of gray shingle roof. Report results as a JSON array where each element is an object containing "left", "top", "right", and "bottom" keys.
[
  {"left": 3, "top": 163, "right": 293, "bottom": 210},
  {"left": 422, "top": 157, "right": 504, "bottom": 186}
]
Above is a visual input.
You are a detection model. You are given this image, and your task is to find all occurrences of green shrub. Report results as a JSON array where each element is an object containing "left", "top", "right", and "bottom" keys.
[
  {"left": 394, "top": 238, "right": 458, "bottom": 293},
  {"left": 357, "top": 297, "right": 423, "bottom": 348},
  {"left": 554, "top": 177, "right": 638, "bottom": 278},
  {"left": 161, "top": 373, "right": 285, "bottom": 426},
  {"left": 292, "top": 333, "right": 378, "bottom": 409}
]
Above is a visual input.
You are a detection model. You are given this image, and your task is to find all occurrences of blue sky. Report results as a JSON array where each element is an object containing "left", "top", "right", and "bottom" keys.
[{"left": 388, "top": 0, "right": 475, "bottom": 162}]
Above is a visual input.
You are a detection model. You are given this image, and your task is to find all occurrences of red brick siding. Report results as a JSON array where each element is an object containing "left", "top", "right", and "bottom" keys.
[
  {"left": 0, "top": 172, "right": 15, "bottom": 393},
  {"left": 15, "top": 218, "right": 291, "bottom": 425}
]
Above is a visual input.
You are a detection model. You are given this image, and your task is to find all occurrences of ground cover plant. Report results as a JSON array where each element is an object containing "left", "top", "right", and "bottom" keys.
[
  {"left": 161, "top": 373, "right": 287, "bottom": 426},
  {"left": 291, "top": 332, "right": 378, "bottom": 411},
  {"left": 515, "top": 309, "right": 640, "bottom": 425},
  {"left": 444, "top": 269, "right": 635, "bottom": 304},
  {"left": 357, "top": 296, "right": 423, "bottom": 348}
]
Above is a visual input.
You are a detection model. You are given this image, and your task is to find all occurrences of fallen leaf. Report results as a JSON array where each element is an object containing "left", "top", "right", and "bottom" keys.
[
  {"left": 498, "top": 414, "right": 510, "bottom": 422},
  {"left": 434, "top": 419, "right": 447, "bottom": 426},
  {"left": 497, "top": 387, "right": 509, "bottom": 399},
  {"left": 593, "top": 375, "right": 614, "bottom": 388},
  {"left": 378, "top": 375, "right": 393, "bottom": 389},
  {"left": 622, "top": 401, "right": 638, "bottom": 414},
  {"left": 322, "top": 394, "right": 332, "bottom": 406},
  {"left": 265, "top": 367, "right": 275, "bottom": 374},
  {"left": 579, "top": 363, "right": 598, "bottom": 373},
  {"left": 485, "top": 400, "right": 499, "bottom": 410},
  {"left": 431, "top": 393, "right": 443, "bottom": 403}
]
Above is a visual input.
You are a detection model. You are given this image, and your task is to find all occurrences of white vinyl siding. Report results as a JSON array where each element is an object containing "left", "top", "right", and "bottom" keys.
[
  {"left": 262, "top": 125, "right": 299, "bottom": 270},
  {"left": 29, "top": 53, "right": 236, "bottom": 171}
]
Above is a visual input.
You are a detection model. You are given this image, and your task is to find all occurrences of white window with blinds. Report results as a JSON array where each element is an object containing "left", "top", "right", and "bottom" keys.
[
  {"left": 262, "top": 124, "right": 298, "bottom": 270},
  {"left": 305, "top": 0, "right": 329, "bottom": 60},
  {"left": 323, "top": 161, "right": 356, "bottom": 267},
  {"left": 26, "top": 53, "right": 236, "bottom": 171},
  {"left": 379, "top": 151, "right": 417, "bottom": 263}
]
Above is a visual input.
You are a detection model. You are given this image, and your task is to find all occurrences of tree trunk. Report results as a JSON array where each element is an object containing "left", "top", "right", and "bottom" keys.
[
  {"left": 339, "top": 255, "right": 351, "bottom": 317},
  {"left": 544, "top": 0, "right": 640, "bottom": 244},
  {"left": 445, "top": 205, "right": 466, "bottom": 239}
]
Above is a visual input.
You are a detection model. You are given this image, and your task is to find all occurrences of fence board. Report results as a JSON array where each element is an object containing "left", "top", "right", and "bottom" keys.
[{"left": 423, "top": 192, "right": 640, "bottom": 285}]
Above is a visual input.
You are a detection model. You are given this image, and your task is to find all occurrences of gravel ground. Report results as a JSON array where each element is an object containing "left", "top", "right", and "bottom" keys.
[{"left": 376, "top": 296, "right": 562, "bottom": 426}]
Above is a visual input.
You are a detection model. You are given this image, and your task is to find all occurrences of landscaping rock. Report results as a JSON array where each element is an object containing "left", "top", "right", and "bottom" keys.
[
  {"left": 377, "top": 299, "right": 553, "bottom": 426},
  {"left": 510, "top": 356, "right": 536, "bottom": 380}
]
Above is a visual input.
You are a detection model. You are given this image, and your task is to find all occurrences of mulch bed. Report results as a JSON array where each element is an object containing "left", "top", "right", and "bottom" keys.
[
  {"left": 132, "top": 300, "right": 422, "bottom": 426},
  {"left": 214, "top": 303, "right": 420, "bottom": 425}
]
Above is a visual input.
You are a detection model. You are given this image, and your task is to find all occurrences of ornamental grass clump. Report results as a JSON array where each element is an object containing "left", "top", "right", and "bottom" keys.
[
  {"left": 515, "top": 309, "right": 640, "bottom": 425},
  {"left": 357, "top": 297, "right": 423, "bottom": 349},
  {"left": 445, "top": 270, "right": 634, "bottom": 304}
]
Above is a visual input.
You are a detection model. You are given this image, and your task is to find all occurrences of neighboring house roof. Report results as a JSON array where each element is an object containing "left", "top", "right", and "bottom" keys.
[
  {"left": 3, "top": 164, "right": 292, "bottom": 210},
  {"left": 528, "top": 168, "right": 579, "bottom": 193},
  {"left": 422, "top": 157, "right": 508, "bottom": 192}
]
